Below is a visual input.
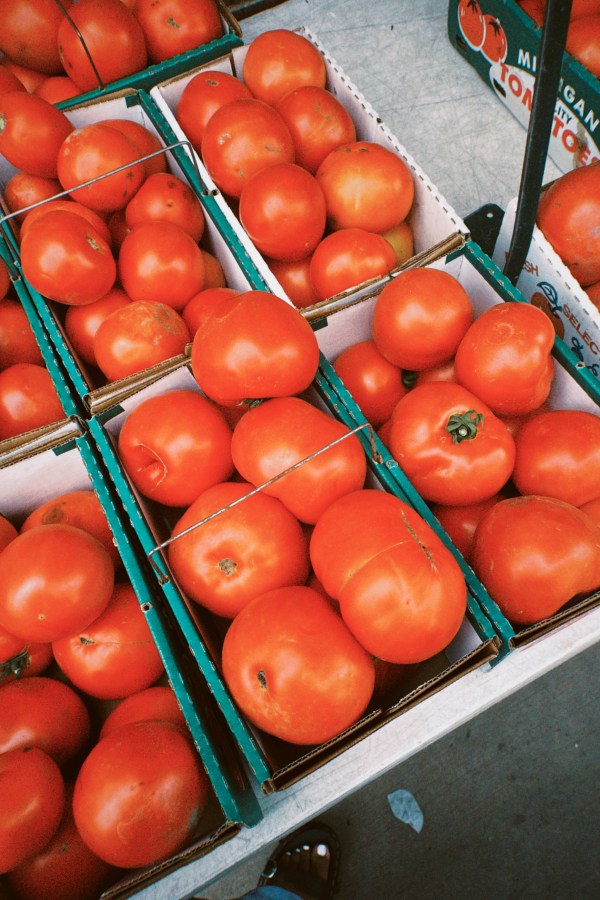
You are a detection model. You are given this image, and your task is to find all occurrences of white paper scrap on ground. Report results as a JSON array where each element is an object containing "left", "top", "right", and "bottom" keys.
[{"left": 387, "top": 788, "right": 424, "bottom": 833}]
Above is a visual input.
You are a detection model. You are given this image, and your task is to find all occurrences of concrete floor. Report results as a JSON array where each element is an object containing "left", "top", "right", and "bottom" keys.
[{"left": 199, "top": 640, "right": 600, "bottom": 898}]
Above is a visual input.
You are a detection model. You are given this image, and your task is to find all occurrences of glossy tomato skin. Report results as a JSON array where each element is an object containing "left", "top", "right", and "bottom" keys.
[
  {"left": 231, "top": 396, "right": 367, "bottom": 524},
  {"left": 34, "top": 74, "right": 80, "bottom": 105},
  {"left": 0, "top": 636, "right": 54, "bottom": 683},
  {"left": 134, "top": 0, "right": 223, "bottom": 64},
  {"left": 58, "top": 0, "right": 147, "bottom": 91},
  {"left": 21, "top": 209, "right": 117, "bottom": 306},
  {"left": 0, "top": 524, "right": 115, "bottom": 643},
  {"left": 201, "top": 98, "right": 295, "bottom": 199},
  {"left": 239, "top": 162, "right": 327, "bottom": 261},
  {"left": 73, "top": 720, "right": 210, "bottom": 868},
  {"left": 64, "top": 288, "right": 131, "bottom": 368},
  {"left": 93, "top": 300, "right": 190, "bottom": 382},
  {"left": 190, "top": 290, "right": 319, "bottom": 403},
  {"left": 454, "top": 302, "right": 555, "bottom": 416},
  {"left": 118, "top": 221, "right": 205, "bottom": 309},
  {"left": 125, "top": 172, "right": 205, "bottom": 241},
  {"left": 182, "top": 286, "right": 240, "bottom": 336},
  {"left": 0, "top": 676, "right": 91, "bottom": 766},
  {"left": 387, "top": 381, "right": 516, "bottom": 506},
  {"left": 175, "top": 69, "right": 252, "bottom": 152},
  {"left": 52, "top": 582, "right": 164, "bottom": 700},
  {"left": 566, "top": 14, "right": 600, "bottom": 78},
  {"left": 0, "top": 91, "right": 73, "bottom": 178},
  {"left": 430, "top": 493, "right": 508, "bottom": 565},
  {"left": 117, "top": 389, "right": 234, "bottom": 507},
  {"left": 0, "top": 362, "right": 64, "bottom": 440},
  {"left": 268, "top": 255, "right": 318, "bottom": 308},
  {"left": 309, "top": 227, "right": 397, "bottom": 301},
  {"left": 471, "top": 495, "right": 600, "bottom": 625},
  {"left": 333, "top": 339, "right": 409, "bottom": 429},
  {"left": 316, "top": 141, "right": 414, "bottom": 233},
  {"left": 0, "top": 297, "right": 44, "bottom": 367},
  {"left": 536, "top": 163, "right": 600, "bottom": 287},
  {"left": 512, "top": 408, "right": 600, "bottom": 506},
  {"left": 4, "top": 171, "right": 61, "bottom": 224},
  {"left": 99, "top": 685, "right": 187, "bottom": 739},
  {"left": 105, "top": 119, "right": 168, "bottom": 179},
  {"left": 371, "top": 268, "right": 474, "bottom": 371},
  {"left": 0, "top": 746, "right": 66, "bottom": 874},
  {"left": 20, "top": 199, "right": 112, "bottom": 247},
  {"left": 242, "top": 29, "right": 326, "bottom": 106},
  {"left": 168, "top": 480, "right": 310, "bottom": 618},
  {"left": 221, "top": 585, "right": 375, "bottom": 745},
  {"left": 276, "top": 84, "right": 357, "bottom": 174},
  {"left": 0, "top": 0, "right": 71, "bottom": 74},
  {"left": 0, "top": 514, "right": 17, "bottom": 551}
]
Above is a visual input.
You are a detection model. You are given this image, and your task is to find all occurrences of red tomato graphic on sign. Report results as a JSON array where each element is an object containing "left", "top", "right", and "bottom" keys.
[
  {"left": 458, "top": 0, "right": 486, "bottom": 50},
  {"left": 482, "top": 16, "right": 508, "bottom": 63}
]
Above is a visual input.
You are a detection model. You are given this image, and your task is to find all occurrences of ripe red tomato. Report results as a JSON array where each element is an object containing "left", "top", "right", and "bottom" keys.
[
  {"left": 536, "top": 163, "right": 600, "bottom": 287},
  {"left": 52, "top": 582, "right": 164, "bottom": 700},
  {"left": 34, "top": 74, "right": 80, "bottom": 105},
  {"left": 387, "top": 381, "right": 516, "bottom": 506},
  {"left": 512, "top": 408, "right": 600, "bottom": 506},
  {"left": 169, "top": 480, "right": 310, "bottom": 618},
  {"left": 0, "top": 634, "right": 53, "bottom": 682},
  {"left": 458, "top": 0, "right": 486, "bottom": 50},
  {"left": 190, "top": 289, "right": 319, "bottom": 403},
  {"left": 118, "top": 389, "right": 234, "bottom": 507},
  {"left": 0, "top": 298, "right": 44, "bottom": 367},
  {"left": 106, "top": 208, "right": 131, "bottom": 251},
  {"left": 64, "top": 288, "right": 131, "bottom": 368},
  {"left": 0, "top": 746, "right": 65, "bottom": 874},
  {"left": 0, "top": 524, "right": 115, "bottom": 642},
  {"left": 268, "top": 255, "right": 318, "bottom": 308},
  {"left": 0, "top": 363, "right": 64, "bottom": 440},
  {"left": 93, "top": 300, "right": 190, "bottom": 381},
  {"left": 0, "top": 676, "right": 91, "bottom": 766},
  {"left": 73, "top": 720, "right": 210, "bottom": 868},
  {"left": 566, "top": 15, "right": 600, "bottom": 78},
  {"left": 0, "top": 65, "right": 27, "bottom": 95},
  {"left": 430, "top": 493, "right": 507, "bottom": 564},
  {"left": 580, "top": 496, "right": 600, "bottom": 526},
  {"left": 454, "top": 302, "right": 555, "bottom": 415},
  {"left": 316, "top": 141, "right": 414, "bottom": 233},
  {"left": 0, "top": 0, "right": 70, "bottom": 75},
  {"left": 201, "top": 98, "right": 295, "bottom": 199},
  {"left": 231, "top": 396, "right": 367, "bottom": 524},
  {"left": 380, "top": 219, "right": 415, "bottom": 266},
  {"left": 518, "top": 0, "right": 546, "bottom": 25},
  {"left": 20, "top": 199, "right": 112, "bottom": 248},
  {"left": 4, "top": 172, "right": 61, "bottom": 224},
  {"left": 310, "top": 489, "right": 468, "bottom": 664},
  {"left": 333, "top": 339, "right": 409, "bottom": 429},
  {"left": 242, "top": 29, "right": 327, "bottom": 106},
  {"left": 21, "top": 209, "right": 116, "bottom": 306},
  {"left": 0, "top": 258, "right": 9, "bottom": 300},
  {"left": 481, "top": 16, "right": 508, "bottom": 63},
  {"left": 276, "top": 84, "right": 357, "bottom": 174},
  {"left": 118, "top": 221, "right": 205, "bottom": 309},
  {"left": 125, "top": 172, "right": 205, "bottom": 241},
  {"left": 58, "top": 0, "right": 147, "bottom": 91},
  {"left": 415, "top": 358, "right": 457, "bottom": 385},
  {"left": 200, "top": 250, "right": 226, "bottom": 289},
  {"left": 56, "top": 122, "right": 146, "bottom": 212},
  {"left": 0, "top": 514, "right": 17, "bottom": 551},
  {"left": 182, "top": 286, "right": 240, "bottom": 336},
  {"left": 239, "top": 163, "right": 326, "bottom": 261},
  {"left": 221, "top": 584, "right": 374, "bottom": 745},
  {"left": 21, "top": 488, "right": 119, "bottom": 567},
  {"left": 0, "top": 60, "right": 46, "bottom": 93},
  {"left": 371, "top": 268, "right": 474, "bottom": 371},
  {"left": 104, "top": 118, "right": 168, "bottom": 178},
  {"left": 7, "top": 785, "right": 117, "bottom": 900},
  {"left": 0, "top": 91, "right": 73, "bottom": 178},
  {"left": 471, "top": 495, "right": 600, "bottom": 625},
  {"left": 309, "top": 228, "right": 397, "bottom": 301},
  {"left": 175, "top": 70, "right": 252, "bottom": 152},
  {"left": 134, "top": 0, "right": 224, "bottom": 64},
  {"left": 99, "top": 685, "right": 187, "bottom": 740}
]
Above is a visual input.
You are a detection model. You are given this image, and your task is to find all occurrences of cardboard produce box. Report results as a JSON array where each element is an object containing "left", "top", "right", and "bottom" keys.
[
  {"left": 314, "top": 237, "right": 600, "bottom": 652},
  {"left": 447, "top": 0, "right": 600, "bottom": 173},
  {"left": 0, "top": 420, "right": 261, "bottom": 900},
  {"left": 149, "top": 26, "right": 468, "bottom": 310},
  {"left": 88, "top": 358, "right": 499, "bottom": 794},
  {"left": 0, "top": 90, "right": 263, "bottom": 417}
]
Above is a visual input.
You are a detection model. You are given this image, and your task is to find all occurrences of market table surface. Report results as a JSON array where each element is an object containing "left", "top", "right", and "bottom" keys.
[{"left": 132, "top": 1, "right": 598, "bottom": 897}]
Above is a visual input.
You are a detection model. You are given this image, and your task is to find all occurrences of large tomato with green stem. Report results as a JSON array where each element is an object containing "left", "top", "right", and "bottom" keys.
[
  {"left": 386, "top": 381, "right": 516, "bottom": 506},
  {"left": 168, "top": 480, "right": 310, "bottom": 618},
  {"left": 309, "top": 489, "right": 468, "bottom": 664},
  {"left": 242, "top": 28, "right": 327, "bottom": 106},
  {"left": 471, "top": 495, "right": 600, "bottom": 625},
  {"left": 231, "top": 396, "right": 367, "bottom": 524},
  {"left": 190, "top": 290, "right": 319, "bottom": 403},
  {"left": 0, "top": 91, "right": 73, "bottom": 178},
  {"left": 454, "top": 301, "right": 555, "bottom": 416},
  {"left": 221, "top": 585, "right": 375, "bottom": 745}
]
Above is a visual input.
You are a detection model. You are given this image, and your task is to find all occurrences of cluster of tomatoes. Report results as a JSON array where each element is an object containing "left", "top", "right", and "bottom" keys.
[
  {"left": 0, "top": 488, "right": 212, "bottom": 898},
  {"left": 0, "top": 0, "right": 223, "bottom": 105},
  {"left": 518, "top": 0, "right": 600, "bottom": 78},
  {"left": 332, "top": 265, "right": 600, "bottom": 627},
  {"left": 112, "top": 288, "right": 469, "bottom": 746},
  {"left": 174, "top": 29, "right": 416, "bottom": 307}
]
